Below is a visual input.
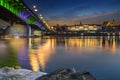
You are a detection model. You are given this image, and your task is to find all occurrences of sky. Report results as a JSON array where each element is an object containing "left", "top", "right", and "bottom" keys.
[{"left": 23, "top": 0, "right": 120, "bottom": 26}]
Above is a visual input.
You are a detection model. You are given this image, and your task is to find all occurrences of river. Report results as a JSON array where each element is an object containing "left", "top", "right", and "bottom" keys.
[{"left": 0, "top": 36, "right": 120, "bottom": 80}]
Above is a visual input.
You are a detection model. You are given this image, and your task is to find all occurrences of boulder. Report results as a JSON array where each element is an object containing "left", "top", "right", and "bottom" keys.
[
  {"left": 0, "top": 67, "right": 46, "bottom": 80},
  {"left": 36, "top": 68, "right": 96, "bottom": 80}
]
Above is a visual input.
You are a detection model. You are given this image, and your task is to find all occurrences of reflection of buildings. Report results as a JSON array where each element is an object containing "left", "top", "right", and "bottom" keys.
[
  {"left": 8, "top": 38, "right": 27, "bottom": 52},
  {"left": 55, "top": 36, "right": 120, "bottom": 53},
  {"left": 102, "top": 36, "right": 119, "bottom": 52},
  {"left": 56, "top": 37, "right": 66, "bottom": 46},
  {"left": 0, "top": 40, "right": 8, "bottom": 55},
  {"left": 28, "top": 38, "right": 55, "bottom": 71},
  {"left": 65, "top": 37, "right": 101, "bottom": 52},
  {"left": 0, "top": 38, "right": 27, "bottom": 68}
]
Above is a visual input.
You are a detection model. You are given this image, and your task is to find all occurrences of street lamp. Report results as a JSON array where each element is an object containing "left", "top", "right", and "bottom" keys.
[
  {"left": 32, "top": 5, "right": 38, "bottom": 12},
  {"left": 33, "top": 5, "right": 37, "bottom": 9},
  {"left": 34, "top": 8, "right": 38, "bottom": 12},
  {"left": 39, "top": 14, "right": 42, "bottom": 17},
  {"left": 32, "top": 4, "right": 50, "bottom": 29}
]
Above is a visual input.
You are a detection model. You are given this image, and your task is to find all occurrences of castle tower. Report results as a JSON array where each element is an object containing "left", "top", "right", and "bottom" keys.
[{"left": 112, "top": 19, "right": 115, "bottom": 26}]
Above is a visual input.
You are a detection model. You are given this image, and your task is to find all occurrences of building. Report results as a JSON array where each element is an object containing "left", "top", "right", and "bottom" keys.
[{"left": 67, "top": 24, "right": 101, "bottom": 33}]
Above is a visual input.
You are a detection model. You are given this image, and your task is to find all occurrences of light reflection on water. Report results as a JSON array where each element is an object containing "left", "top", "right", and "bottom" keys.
[
  {"left": 28, "top": 38, "right": 55, "bottom": 71},
  {"left": 0, "top": 36, "right": 120, "bottom": 80}
]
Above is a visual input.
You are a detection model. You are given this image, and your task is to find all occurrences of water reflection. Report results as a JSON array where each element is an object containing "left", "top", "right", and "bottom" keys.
[
  {"left": 28, "top": 38, "right": 56, "bottom": 71},
  {"left": 8, "top": 38, "right": 27, "bottom": 52},
  {"left": 102, "top": 36, "right": 120, "bottom": 53},
  {"left": 27, "top": 36, "right": 120, "bottom": 72},
  {"left": 53, "top": 36, "right": 120, "bottom": 53},
  {"left": 0, "top": 36, "right": 120, "bottom": 80},
  {"left": 0, "top": 38, "right": 26, "bottom": 68},
  {"left": 0, "top": 40, "right": 8, "bottom": 56}
]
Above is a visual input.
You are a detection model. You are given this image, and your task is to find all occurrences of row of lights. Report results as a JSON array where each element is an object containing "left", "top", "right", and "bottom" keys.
[
  {"left": 33, "top": 5, "right": 38, "bottom": 12},
  {"left": 32, "top": 5, "right": 50, "bottom": 29}
]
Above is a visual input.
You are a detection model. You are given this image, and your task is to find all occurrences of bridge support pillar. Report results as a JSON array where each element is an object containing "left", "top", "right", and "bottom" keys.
[{"left": 27, "top": 25, "right": 31, "bottom": 37}]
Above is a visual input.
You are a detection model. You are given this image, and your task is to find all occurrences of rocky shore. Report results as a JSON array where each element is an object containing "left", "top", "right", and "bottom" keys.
[
  {"left": 36, "top": 68, "right": 96, "bottom": 80},
  {"left": 0, "top": 67, "right": 46, "bottom": 80},
  {"left": 0, "top": 67, "right": 96, "bottom": 80}
]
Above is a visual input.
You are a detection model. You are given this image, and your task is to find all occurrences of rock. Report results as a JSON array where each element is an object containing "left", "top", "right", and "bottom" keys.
[
  {"left": 0, "top": 67, "right": 46, "bottom": 80},
  {"left": 36, "top": 68, "right": 96, "bottom": 80},
  {"left": 80, "top": 72, "right": 96, "bottom": 80},
  {"left": 50, "top": 68, "right": 73, "bottom": 75},
  {"left": 70, "top": 72, "right": 83, "bottom": 79}
]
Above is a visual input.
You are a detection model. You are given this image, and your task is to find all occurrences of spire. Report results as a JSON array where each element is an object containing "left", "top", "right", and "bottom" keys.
[
  {"left": 80, "top": 21, "right": 82, "bottom": 25},
  {"left": 112, "top": 19, "right": 115, "bottom": 26}
]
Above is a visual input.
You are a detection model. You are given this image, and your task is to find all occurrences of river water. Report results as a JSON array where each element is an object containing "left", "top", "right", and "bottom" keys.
[{"left": 0, "top": 36, "right": 120, "bottom": 80}]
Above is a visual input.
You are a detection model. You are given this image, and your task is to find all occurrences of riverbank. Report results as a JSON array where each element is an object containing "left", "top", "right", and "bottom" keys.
[
  {"left": 45, "top": 32, "right": 120, "bottom": 36},
  {"left": 0, "top": 67, "right": 96, "bottom": 80},
  {"left": 36, "top": 68, "right": 96, "bottom": 80},
  {"left": 0, "top": 67, "right": 46, "bottom": 80}
]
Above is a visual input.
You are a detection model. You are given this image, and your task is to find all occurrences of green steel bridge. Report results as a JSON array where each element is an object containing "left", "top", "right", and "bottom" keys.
[{"left": 0, "top": 0, "right": 49, "bottom": 37}]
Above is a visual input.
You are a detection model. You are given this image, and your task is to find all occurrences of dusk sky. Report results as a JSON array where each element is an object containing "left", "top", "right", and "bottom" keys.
[{"left": 23, "top": 0, "right": 120, "bottom": 26}]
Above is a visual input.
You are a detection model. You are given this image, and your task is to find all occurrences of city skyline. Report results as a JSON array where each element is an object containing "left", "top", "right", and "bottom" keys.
[{"left": 23, "top": 0, "right": 120, "bottom": 26}]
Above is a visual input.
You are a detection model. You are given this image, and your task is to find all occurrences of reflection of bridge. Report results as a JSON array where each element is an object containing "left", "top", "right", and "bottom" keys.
[{"left": 0, "top": 0, "right": 49, "bottom": 37}]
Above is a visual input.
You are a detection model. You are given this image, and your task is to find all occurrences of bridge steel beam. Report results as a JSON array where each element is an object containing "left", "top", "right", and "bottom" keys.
[{"left": 0, "top": 0, "right": 49, "bottom": 32}]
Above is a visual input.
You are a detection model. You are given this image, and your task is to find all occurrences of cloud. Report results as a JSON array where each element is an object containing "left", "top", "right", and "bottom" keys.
[
  {"left": 61, "top": 5, "right": 90, "bottom": 19},
  {"left": 47, "top": 10, "right": 120, "bottom": 26},
  {"left": 46, "top": 5, "right": 90, "bottom": 25},
  {"left": 47, "top": 16, "right": 62, "bottom": 21},
  {"left": 73, "top": 10, "right": 120, "bottom": 24}
]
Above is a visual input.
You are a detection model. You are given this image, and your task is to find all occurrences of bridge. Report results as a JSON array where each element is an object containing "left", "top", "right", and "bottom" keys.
[{"left": 0, "top": 0, "right": 50, "bottom": 37}]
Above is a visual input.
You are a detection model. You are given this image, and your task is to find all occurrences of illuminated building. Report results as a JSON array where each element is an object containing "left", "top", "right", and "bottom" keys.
[
  {"left": 67, "top": 24, "right": 101, "bottom": 33},
  {"left": 103, "top": 19, "right": 115, "bottom": 27}
]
